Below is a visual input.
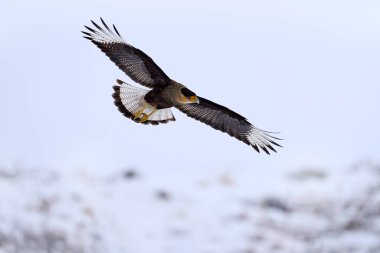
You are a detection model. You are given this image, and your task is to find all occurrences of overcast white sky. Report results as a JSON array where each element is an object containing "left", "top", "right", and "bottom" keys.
[{"left": 1, "top": 0, "right": 380, "bottom": 174}]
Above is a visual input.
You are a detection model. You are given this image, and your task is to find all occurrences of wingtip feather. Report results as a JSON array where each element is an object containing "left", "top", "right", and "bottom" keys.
[
  {"left": 113, "top": 24, "right": 122, "bottom": 37},
  {"left": 251, "top": 144, "right": 260, "bottom": 153},
  {"left": 116, "top": 79, "right": 124, "bottom": 85},
  {"left": 260, "top": 145, "right": 270, "bottom": 155},
  {"left": 266, "top": 144, "right": 277, "bottom": 153},
  {"left": 84, "top": 25, "right": 96, "bottom": 33}
]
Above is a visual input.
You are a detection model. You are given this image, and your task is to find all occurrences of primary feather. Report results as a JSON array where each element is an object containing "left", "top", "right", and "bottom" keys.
[
  {"left": 82, "top": 18, "right": 170, "bottom": 88},
  {"left": 83, "top": 18, "right": 282, "bottom": 154}
]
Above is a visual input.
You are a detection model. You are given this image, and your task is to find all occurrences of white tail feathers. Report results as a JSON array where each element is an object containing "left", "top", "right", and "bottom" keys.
[{"left": 112, "top": 80, "right": 175, "bottom": 125}]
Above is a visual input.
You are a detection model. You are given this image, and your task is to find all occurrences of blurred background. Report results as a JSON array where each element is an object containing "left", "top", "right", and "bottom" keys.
[{"left": 1, "top": 0, "right": 380, "bottom": 252}]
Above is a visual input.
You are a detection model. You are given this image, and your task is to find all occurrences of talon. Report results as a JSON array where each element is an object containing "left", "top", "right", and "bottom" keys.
[
  {"left": 133, "top": 106, "right": 157, "bottom": 123},
  {"left": 134, "top": 112, "right": 143, "bottom": 120},
  {"left": 133, "top": 106, "right": 148, "bottom": 120},
  {"left": 140, "top": 113, "right": 149, "bottom": 122}
]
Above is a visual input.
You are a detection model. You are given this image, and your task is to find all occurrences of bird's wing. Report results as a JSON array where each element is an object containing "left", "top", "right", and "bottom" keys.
[
  {"left": 82, "top": 18, "right": 170, "bottom": 89},
  {"left": 176, "top": 97, "right": 282, "bottom": 154}
]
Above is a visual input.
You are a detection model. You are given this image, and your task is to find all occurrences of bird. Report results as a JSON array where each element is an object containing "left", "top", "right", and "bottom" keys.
[{"left": 82, "top": 18, "right": 282, "bottom": 154}]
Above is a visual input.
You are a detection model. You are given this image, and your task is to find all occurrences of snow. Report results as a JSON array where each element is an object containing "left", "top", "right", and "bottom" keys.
[{"left": 0, "top": 161, "right": 379, "bottom": 253}]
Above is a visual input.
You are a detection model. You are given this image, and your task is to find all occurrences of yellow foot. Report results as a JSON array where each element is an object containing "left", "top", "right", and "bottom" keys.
[
  {"left": 133, "top": 107, "right": 157, "bottom": 123},
  {"left": 139, "top": 113, "right": 150, "bottom": 123},
  {"left": 133, "top": 105, "right": 148, "bottom": 121}
]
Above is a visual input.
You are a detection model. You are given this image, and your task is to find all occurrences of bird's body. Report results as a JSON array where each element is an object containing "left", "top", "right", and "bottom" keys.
[
  {"left": 82, "top": 18, "right": 282, "bottom": 154},
  {"left": 144, "top": 81, "right": 196, "bottom": 109}
]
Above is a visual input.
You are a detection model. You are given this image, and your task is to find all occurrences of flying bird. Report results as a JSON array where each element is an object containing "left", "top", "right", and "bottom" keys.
[{"left": 82, "top": 18, "right": 282, "bottom": 154}]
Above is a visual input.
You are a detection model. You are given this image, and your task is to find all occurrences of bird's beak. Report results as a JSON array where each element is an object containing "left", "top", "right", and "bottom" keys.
[{"left": 190, "top": 95, "right": 200, "bottom": 104}]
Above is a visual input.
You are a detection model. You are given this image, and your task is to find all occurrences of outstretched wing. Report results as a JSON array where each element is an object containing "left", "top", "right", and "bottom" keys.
[
  {"left": 176, "top": 97, "right": 282, "bottom": 154},
  {"left": 82, "top": 18, "right": 171, "bottom": 88}
]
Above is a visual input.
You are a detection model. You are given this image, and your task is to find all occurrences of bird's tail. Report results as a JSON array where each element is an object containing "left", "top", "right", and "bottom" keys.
[{"left": 112, "top": 79, "right": 175, "bottom": 125}]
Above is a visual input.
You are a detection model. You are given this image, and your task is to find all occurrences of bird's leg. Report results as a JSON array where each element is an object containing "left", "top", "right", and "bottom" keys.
[
  {"left": 133, "top": 104, "right": 158, "bottom": 123},
  {"left": 133, "top": 104, "right": 149, "bottom": 121},
  {"left": 139, "top": 108, "right": 157, "bottom": 123}
]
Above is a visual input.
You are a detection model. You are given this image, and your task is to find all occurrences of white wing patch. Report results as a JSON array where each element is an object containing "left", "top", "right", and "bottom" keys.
[
  {"left": 246, "top": 127, "right": 280, "bottom": 154},
  {"left": 84, "top": 20, "right": 126, "bottom": 45}
]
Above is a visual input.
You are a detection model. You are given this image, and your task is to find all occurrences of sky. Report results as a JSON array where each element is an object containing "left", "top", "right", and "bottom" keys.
[{"left": 1, "top": 0, "right": 380, "bottom": 175}]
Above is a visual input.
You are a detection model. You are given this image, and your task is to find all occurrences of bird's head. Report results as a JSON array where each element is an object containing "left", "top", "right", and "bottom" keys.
[{"left": 180, "top": 87, "right": 200, "bottom": 104}]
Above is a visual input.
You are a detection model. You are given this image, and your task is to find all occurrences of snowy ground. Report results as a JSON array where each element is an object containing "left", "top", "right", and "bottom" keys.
[{"left": 0, "top": 160, "right": 379, "bottom": 253}]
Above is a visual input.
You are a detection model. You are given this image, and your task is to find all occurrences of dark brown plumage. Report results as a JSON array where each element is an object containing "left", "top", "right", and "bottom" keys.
[{"left": 82, "top": 18, "right": 282, "bottom": 154}]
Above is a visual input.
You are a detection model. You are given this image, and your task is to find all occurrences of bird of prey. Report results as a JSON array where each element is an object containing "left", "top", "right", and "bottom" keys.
[{"left": 82, "top": 18, "right": 282, "bottom": 154}]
